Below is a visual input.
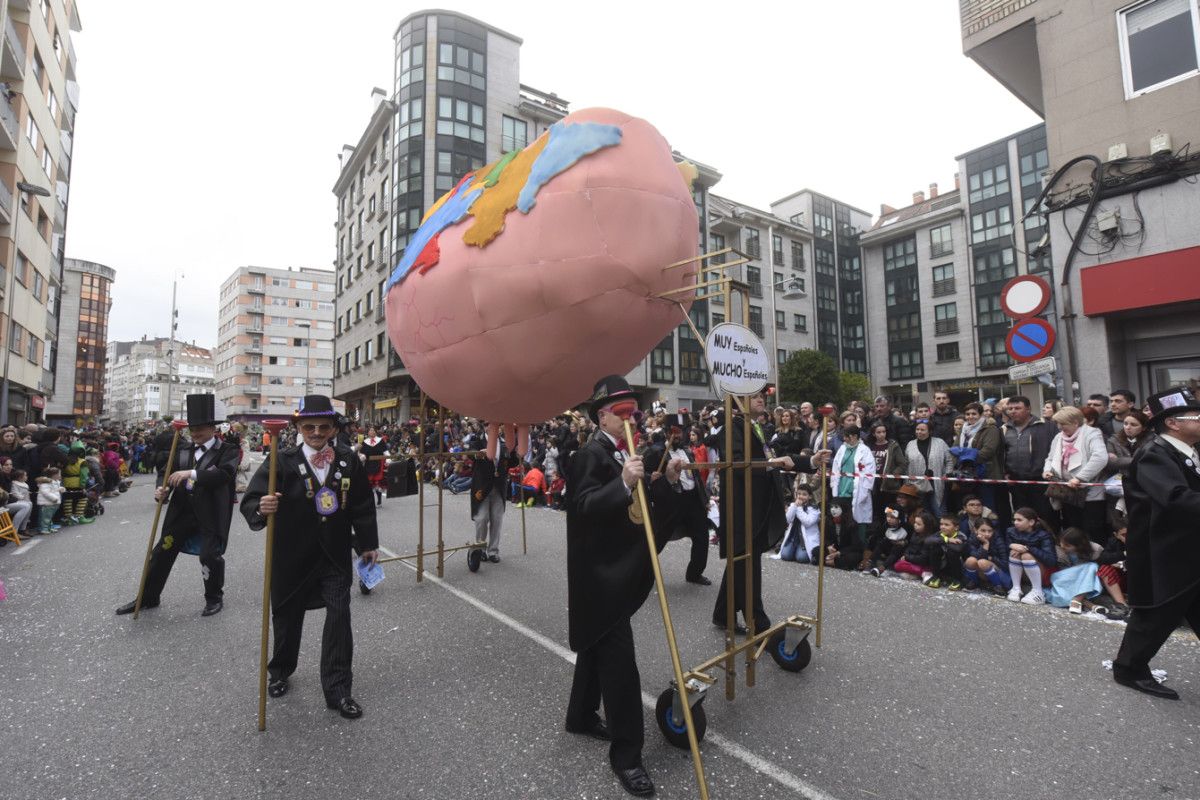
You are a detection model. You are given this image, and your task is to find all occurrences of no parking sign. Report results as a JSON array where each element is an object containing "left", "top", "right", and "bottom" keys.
[{"left": 1001, "top": 275, "right": 1056, "bottom": 364}]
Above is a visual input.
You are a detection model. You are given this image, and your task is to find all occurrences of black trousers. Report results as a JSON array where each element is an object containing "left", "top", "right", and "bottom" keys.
[
  {"left": 1008, "top": 482, "right": 1055, "bottom": 532},
  {"left": 1114, "top": 583, "right": 1200, "bottom": 682},
  {"left": 269, "top": 563, "right": 354, "bottom": 703},
  {"left": 142, "top": 534, "right": 224, "bottom": 604},
  {"left": 679, "top": 488, "right": 709, "bottom": 581},
  {"left": 566, "top": 616, "right": 643, "bottom": 770},
  {"left": 712, "top": 548, "right": 769, "bottom": 629}
]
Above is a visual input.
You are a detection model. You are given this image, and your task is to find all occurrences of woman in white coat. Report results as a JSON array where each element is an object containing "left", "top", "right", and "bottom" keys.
[
  {"left": 832, "top": 425, "right": 876, "bottom": 561},
  {"left": 1042, "top": 405, "right": 1108, "bottom": 544},
  {"left": 904, "top": 419, "right": 952, "bottom": 518}
]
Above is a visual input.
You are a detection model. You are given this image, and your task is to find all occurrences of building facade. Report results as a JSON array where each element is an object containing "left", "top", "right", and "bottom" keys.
[
  {"left": 0, "top": 0, "right": 82, "bottom": 424},
  {"left": 44, "top": 256, "right": 110, "bottom": 423},
  {"left": 215, "top": 266, "right": 334, "bottom": 421},
  {"left": 770, "top": 190, "right": 872, "bottom": 374},
  {"left": 962, "top": 0, "right": 1200, "bottom": 401},
  {"left": 861, "top": 125, "right": 1058, "bottom": 408},
  {"left": 104, "top": 337, "right": 213, "bottom": 424}
]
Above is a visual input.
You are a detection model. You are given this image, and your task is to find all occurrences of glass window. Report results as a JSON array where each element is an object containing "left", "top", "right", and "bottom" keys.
[
  {"left": 790, "top": 241, "right": 805, "bottom": 269},
  {"left": 502, "top": 116, "right": 528, "bottom": 152},
  {"left": 974, "top": 247, "right": 1017, "bottom": 284},
  {"left": 1119, "top": 0, "right": 1200, "bottom": 97},
  {"left": 775, "top": 309, "right": 786, "bottom": 329},
  {"left": 883, "top": 236, "right": 917, "bottom": 271},
  {"left": 929, "top": 224, "right": 953, "bottom": 257},
  {"left": 777, "top": 349, "right": 788, "bottom": 365},
  {"left": 889, "top": 348, "right": 923, "bottom": 379},
  {"left": 748, "top": 305, "right": 763, "bottom": 335},
  {"left": 970, "top": 206, "right": 1013, "bottom": 244},
  {"left": 968, "top": 164, "right": 1010, "bottom": 203},
  {"left": 934, "top": 302, "right": 957, "bottom": 321},
  {"left": 937, "top": 342, "right": 960, "bottom": 362},
  {"left": 651, "top": 334, "right": 674, "bottom": 383},
  {"left": 979, "top": 334, "right": 1008, "bottom": 368},
  {"left": 976, "top": 293, "right": 1006, "bottom": 326},
  {"left": 885, "top": 275, "right": 919, "bottom": 307},
  {"left": 793, "top": 313, "right": 807, "bottom": 332},
  {"left": 887, "top": 311, "right": 921, "bottom": 343},
  {"left": 744, "top": 228, "right": 761, "bottom": 258}
]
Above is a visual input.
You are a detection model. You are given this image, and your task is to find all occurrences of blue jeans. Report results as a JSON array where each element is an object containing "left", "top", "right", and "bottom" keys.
[
  {"left": 38, "top": 504, "right": 59, "bottom": 532},
  {"left": 780, "top": 534, "right": 810, "bottom": 563}
]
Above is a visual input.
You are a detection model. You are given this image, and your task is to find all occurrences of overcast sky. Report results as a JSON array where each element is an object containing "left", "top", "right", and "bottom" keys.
[{"left": 67, "top": 1, "right": 1038, "bottom": 349}]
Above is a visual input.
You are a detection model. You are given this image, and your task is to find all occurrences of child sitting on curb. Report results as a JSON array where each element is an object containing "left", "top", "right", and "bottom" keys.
[
  {"left": 1005, "top": 507, "right": 1056, "bottom": 604},
  {"left": 868, "top": 507, "right": 908, "bottom": 577},
  {"left": 962, "top": 519, "right": 1011, "bottom": 594}
]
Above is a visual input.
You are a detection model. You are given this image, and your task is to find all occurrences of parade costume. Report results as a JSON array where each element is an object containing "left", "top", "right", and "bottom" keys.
[
  {"left": 565, "top": 376, "right": 680, "bottom": 797},
  {"left": 116, "top": 396, "right": 239, "bottom": 617},
  {"left": 1113, "top": 387, "right": 1200, "bottom": 699},
  {"left": 241, "top": 395, "right": 379, "bottom": 715},
  {"left": 470, "top": 438, "right": 519, "bottom": 560},
  {"left": 663, "top": 417, "right": 710, "bottom": 585},
  {"left": 359, "top": 435, "right": 388, "bottom": 505}
]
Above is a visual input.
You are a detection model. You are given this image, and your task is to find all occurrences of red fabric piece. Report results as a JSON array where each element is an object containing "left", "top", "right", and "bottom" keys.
[{"left": 414, "top": 234, "right": 442, "bottom": 275}]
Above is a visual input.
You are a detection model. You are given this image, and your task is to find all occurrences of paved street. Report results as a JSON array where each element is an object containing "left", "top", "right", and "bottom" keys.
[{"left": 1, "top": 474, "right": 1197, "bottom": 800}]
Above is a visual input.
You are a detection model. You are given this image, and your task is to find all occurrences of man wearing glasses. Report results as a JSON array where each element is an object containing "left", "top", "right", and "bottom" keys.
[
  {"left": 1113, "top": 386, "right": 1200, "bottom": 700},
  {"left": 242, "top": 395, "right": 379, "bottom": 719}
]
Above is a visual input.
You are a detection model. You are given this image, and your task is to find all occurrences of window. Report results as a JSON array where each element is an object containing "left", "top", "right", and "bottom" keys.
[
  {"left": 437, "top": 41, "right": 486, "bottom": 90},
  {"left": 968, "top": 164, "right": 1010, "bottom": 203},
  {"left": 937, "top": 342, "right": 960, "bottom": 362},
  {"left": 747, "top": 266, "right": 762, "bottom": 297},
  {"left": 929, "top": 224, "right": 953, "bottom": 257},
  {"left": 1020, "top": 148, "right": 1049, "bottom": 187},
  {"left": 976, "top": 294, "right": 1006, "bottom": 327},
  {"left": 889, "top": 348, "right": 923, "bottom": 379},
  {"left": 712, "top": 313, "right": 725, "bottom": 325},
  {"left": 772, "top": 234, "right": 784, "bottom": 266},
  {"left": 971, "top": 206, "right": 1013, "bottom": 244},
  {"left": 748, "top": 305, "right": 764, "bottom": 336},
  {"left": 791, "top": 241, "right": 805, "bottom": 269},
  {"left": 887, "top": 311, "right": 921, "bottom": 343},
  {"left": 793, "top": 313, "right": 807, "bottom": 332},
  {"left": 365, "top": 340, "right": 373, "bottom": 361},
  {"left": 1119, "top": 0, "right": 1200, "bottom": 97},
  {"left": 775, "top": 309, "right": 786, "bottom": 329},
  {"left": 651, "top": 334, "right": 674, "bottom": 383},
  {"left": 934, "top": 302, "right": 958, "bottom": 335},
  {"left": 8, "top": 321, "right": 21, "bottom": 354},
  {"left": 842, "top": 289, "right": 863, "bottom": 316},
  {"left": 365, "top": 290, "right": 373, "bottom": 312},
  {"left": 777, "top": 349, "right": 788, "bottom": 365},
  {"left": 679, "top": 348, "right": 707, "bottom": 386},
  {"left": 979, "top": 334, "right": 1007, "bottom": 368},
  {"left": 932, "top": 263, "right": 956, "bottom": 296},
  {"left": 744, "top": 228, "right": 761, "bottom": 259},
  {"left": 884, "top": 237, "right": 917, "bottom": 271},
  {"left": 502, "top": 116, "right": 528, "bottom": 151},
  {"left": 840, "top": 255, "right": 861, "bottom": 281},
  {"left": 32, "top": 271, "right": 44, "bottom": 301},
  {"left": 885, "top": 275, "right": 919, "bottom": 307},
  {"left": 816, "top": 285, "right": 837, "bottom": 312},
  {"left": 815, "top": 246, "right": 835, "bottom": 276},
  {"left": 974, "top": 247, "right": 1017, "bottom": 284},
  {"left": 842, "top": 323, "right": 865, "bottom": 350},
  {"left": 436, "top": 96, "right": 485, "bottom": 145}
]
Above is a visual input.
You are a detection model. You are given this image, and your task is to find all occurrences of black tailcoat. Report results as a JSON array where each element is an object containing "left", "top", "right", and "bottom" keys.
[
  {"left": 162, "top": 438, "right": 240, "bottom": 554},
  {"left": 566, "top": 433, "right": 679, "bottom": 652},
  {"left": 1124, "top": 437, "right": 1200, "bottom": 608},
  {"left": 241, "top": 444, "right": 379, "bottom": 609},
  {"left": 469, "top": 444, "right": 519, "bottom": 517}
]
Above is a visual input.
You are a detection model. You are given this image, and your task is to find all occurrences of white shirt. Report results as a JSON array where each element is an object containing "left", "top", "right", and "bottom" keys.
[
  {"left": 302, "top": 442, "right": 332, "bottom": 484},
  {"left": 1160, "top": 433, "right": 1200, "bottom": 464},
  {"left": 601, "top": 431, "right": 632, "bottom": 496},
  {"left": 189, "top": 436, "right": 215, "bottom": 481},
  {"left": 669, "top": 447, "right": 695, "bottom": 491}
]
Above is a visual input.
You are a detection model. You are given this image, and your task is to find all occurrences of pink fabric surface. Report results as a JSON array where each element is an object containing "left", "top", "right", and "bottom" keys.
[{"left": 386, "top": 108, "right": 698, "bottom": 423}]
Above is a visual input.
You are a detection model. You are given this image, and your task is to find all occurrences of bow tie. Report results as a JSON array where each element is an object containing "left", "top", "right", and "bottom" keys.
[
  {"left": 309, "top": 447, "right": 334, "bottom": 469},
  {"left": 615, "top": 438, "right": 627, "bottom": 453},
  {"left": 193, "top": 443, "right": 207, "bottom": 454}
]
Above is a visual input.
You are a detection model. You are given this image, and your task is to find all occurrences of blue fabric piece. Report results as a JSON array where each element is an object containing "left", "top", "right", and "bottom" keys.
[
  {"left": 386, "top": 178, "right": 485, "bottom": 290},
  {"left": 1045, "top": 562, "right": 1101, "bottom": 606},
  {"left": 516, "top": 121, "right": 622, "bottom": 214}
]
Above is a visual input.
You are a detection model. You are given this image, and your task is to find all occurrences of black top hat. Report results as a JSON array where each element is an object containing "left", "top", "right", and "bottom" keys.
[
  {"left": 185, "top": 394, "right": 226, "bottom": 426},
  {"left": 1147, "top": 385, "right": 1200, "bottom": 428},
  {"left": 587, "top": 375, "right": 641, "bottom": 423},
  {"left": 294, "top": 394, "right": 339, "bottom": 418}
]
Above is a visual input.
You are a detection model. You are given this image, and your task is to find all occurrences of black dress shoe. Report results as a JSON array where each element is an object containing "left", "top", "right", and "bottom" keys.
[
  {"left": 686, "top": 575, "right": 712, "bottom": 586},
  {"left": 565, "top": 719, "right": 611, "bottom": 741},
  {"left": 116, "top": 599, "right": 159, "bottom": 615},
  {"left": 267, "top": 678, "right": 289, "bottom": 698},
  {"left": 327, "top": 696, "right": 364, "bottom": 719},
  {"left": 1114, "top": 673, "right": 1180, "bottom": 700},
  {"left": 611, "top": 764, "right": 655, "bottom": 797},
  {"left": 712, "top": 619, "right": 748, "bottom": 635},
  {"left": 488, "top": 554, "right": 501, "bottom": 563},
  {"left": 201, "top": 600, "right": 223, "bottom": 617}
]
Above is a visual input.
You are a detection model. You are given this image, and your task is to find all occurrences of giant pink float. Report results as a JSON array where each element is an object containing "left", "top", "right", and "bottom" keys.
[{"left": 384, "top": 107, "right": 699, "bottom": 446}]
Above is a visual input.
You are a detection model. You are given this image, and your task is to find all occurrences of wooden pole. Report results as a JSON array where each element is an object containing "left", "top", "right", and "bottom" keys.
[
  {"left": 133, "top": 419, "right": 188, "bottom": 620},
  {"left": 815, "top": 410, "right": 831, "bottom": 648},
  {"left": 257, "top": 419, "right": 288, "bottom": 732}
]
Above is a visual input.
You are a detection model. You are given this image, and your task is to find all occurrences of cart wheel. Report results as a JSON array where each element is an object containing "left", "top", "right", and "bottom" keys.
[
  {"left": 358, "top": 581, "right": 372, "bottom": 596},
  {"left": 768, "top": 629, "right": 812, "bottom": 672},
  {"left": 467, "top": 548, "right": 483, "bottom": 573},
  {"left": 655, "top": 688, "right": 706, "bottom": 749}
]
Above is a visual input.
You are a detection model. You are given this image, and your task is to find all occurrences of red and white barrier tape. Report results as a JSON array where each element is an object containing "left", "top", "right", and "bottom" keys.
[{"left": 826, "top": 471, "right": 1107, "bottom": 488}]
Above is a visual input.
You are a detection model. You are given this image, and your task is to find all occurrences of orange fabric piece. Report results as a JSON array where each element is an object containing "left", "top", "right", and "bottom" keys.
[{"left": 461, "top": 132, "right": 549, "bottom": 248}]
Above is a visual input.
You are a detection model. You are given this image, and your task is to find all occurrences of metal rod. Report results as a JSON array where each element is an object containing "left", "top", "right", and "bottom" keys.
[
  {"left": 685, "top": 617, "right": 810, "bottom": 677},
  {"left": 377, "top": 540, "right": 485, "bottom": 564},
  {"left": 257, "top": 419, "right": 288, "bottom": 731},
  {"left": 816, "top": 415, "right": 829, "bottom": 648},
  {"left": 622, "top": 418, "right": 709, "bottom": 800},
  {"left": 134, "top": 423, "right": 185, "bottom": 619}
]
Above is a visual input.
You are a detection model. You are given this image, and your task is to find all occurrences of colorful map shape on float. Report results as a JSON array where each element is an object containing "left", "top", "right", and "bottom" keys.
[{"left": 385, "top": 120, "right": 623, "bottom": 291}]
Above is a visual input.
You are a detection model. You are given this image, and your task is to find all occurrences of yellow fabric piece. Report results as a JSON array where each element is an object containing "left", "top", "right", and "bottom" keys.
[
  {"left": 676, "top": 160, "right": 699, "bottom": 190},
  {"left": 461, "top": 132, "right": 549, "bottom": 248}
]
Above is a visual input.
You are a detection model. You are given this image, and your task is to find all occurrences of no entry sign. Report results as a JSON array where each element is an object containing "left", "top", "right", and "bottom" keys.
[
  {"left": 1001, "top": 275, "right": 1051, "bottom": 318},
  {"left": 1006, "top": 317, "right": 1056, "bottom": 362}
]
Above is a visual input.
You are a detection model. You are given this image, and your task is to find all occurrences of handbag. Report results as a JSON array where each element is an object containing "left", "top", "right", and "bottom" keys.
[{"left": 1045, "top": 480, "right": 1087, "bottom": 507}]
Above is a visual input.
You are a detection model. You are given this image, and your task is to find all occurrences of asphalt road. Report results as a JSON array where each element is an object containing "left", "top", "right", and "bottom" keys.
[{"left": 1, "top": 474, "right": 1197, "bottom": 800}]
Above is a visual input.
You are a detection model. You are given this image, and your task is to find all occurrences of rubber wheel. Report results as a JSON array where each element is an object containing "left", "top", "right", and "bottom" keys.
[
  {"left": 467, "top": 548, "right": 483, "bottom": 573},
  {"left": 358, "top": 581, "right": 372, "bottom": 596},
  {"left": 655, "top": 688, "right": 706, "bottom": 749},
  {"left": 768, "top": 629, "right": 812, "bottom": 672}
]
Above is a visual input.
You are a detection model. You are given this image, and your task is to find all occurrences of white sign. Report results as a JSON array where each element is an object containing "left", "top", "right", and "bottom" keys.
[
  {"left": 1008, "top": 356, "right": 1057, "bottom": 381},
  {"left": 705, "top": 323, "right": 770, "bottom": 396}
]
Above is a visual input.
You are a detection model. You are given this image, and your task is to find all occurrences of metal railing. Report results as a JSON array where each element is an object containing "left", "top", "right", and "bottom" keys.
[
  {"left": 0, "top": 176, "right": 11, "bottom": 218},
  {"left": 3, "top": 18, "right": 26, "bottom": 78},
  {"left": 934, "top": 319, "right": 959, "bottom": 336},
  {"left": 0, "top": 91, "right": 17, "bottom": 146},
  {"left": 932, "top": 278, "right": 956, "bottom": 296}
]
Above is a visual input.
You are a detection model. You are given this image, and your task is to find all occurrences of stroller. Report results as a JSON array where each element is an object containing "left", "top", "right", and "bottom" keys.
[{"left": 83, "top": 455, "right": 105, "bottom": 517}]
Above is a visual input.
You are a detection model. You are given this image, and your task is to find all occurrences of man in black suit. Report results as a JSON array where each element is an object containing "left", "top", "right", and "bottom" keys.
[
  {"left": 712, "top": 387, "right": 829, "bottom": 634},
  {"left": 1113, "top": 386, "right": 1200, "bottom": 700},
  {"left": 664, "top": 418, "right": 711, "bottom": 585},
  {"left": 241, "top": 395, "right": 379, "bottom": 720},
  {"left": 565, "top": 375, "right": 685, "bottom": 798},
  {"left": 469, "top": 430, "right": 519, "bottom": 563},
  {"left": 116, "top": 395, "right": 240, "bottom": 618}
]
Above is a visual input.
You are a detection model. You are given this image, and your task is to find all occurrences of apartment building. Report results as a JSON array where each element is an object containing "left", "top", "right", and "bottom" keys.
[
  {"left": 0, "top": 0, "right": 82, "bottom": 424},
  {"left": 43, "top": 255, "right": 110, "bottom": 424},
  {"left": 104, "top": 336, "right": 213, "bottom": 425},
  {"left": 962, "top": 0, "right": 1200, "bottom": 400},
  {"left": 214, "top": 266, "right": 334, "bottom": 421},
  {"left": 770, "top": 191, "right": 872, "bottom": 375},
  {"left": 861, "top": 125, "right": 1057, "bottom": 407}
]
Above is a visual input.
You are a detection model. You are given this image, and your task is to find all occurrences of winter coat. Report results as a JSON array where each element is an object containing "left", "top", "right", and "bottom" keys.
[
  {"left": 1043, "top": 425, "right": 1107, "bottom": 503},
  {"left": 958, "top": 418, "right": 1003, "bottom": 479},
  {"left": 1004, "top": 525, "right": 1056, "bottom": 568},
  {"left": 1104, "top": 432, "right": 1154, "bottom": 477},
  {"left": 36, "top": 477, "right": 62, "bottom": 506},
  {"left": 904, "top": 436, "right": 951, "bottom": 509}
]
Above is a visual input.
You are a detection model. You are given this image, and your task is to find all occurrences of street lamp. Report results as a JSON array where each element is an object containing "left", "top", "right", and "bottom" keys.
[
  {"left": 1, "top": 181, "right": 52, "bottom": 426},
  {"left": 296, "top": 321, "right": 312, "bottom": 395}
]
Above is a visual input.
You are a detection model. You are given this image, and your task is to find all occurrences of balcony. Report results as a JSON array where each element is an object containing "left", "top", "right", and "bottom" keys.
[
  {"left": 0, "top": 176, "right": 11, "bottom": 224},
  {"left": 246, "top": 344, "right": 262, "bottom": 354},
  {"left": 0, "top": 90, "right": 17, "bottom": 151},
  {"left": 932, "top": 278, "right": 956, "bottom": 297},
  {"left": 244, "top": 385, "right": 261, "bottom": 394},
  {"left": 248, "top": 284, "right": 265, "bottom": 295},
  {"left": 1, "top": 18, "right": 25, "bottom": 79},
  {"left": 749, "top": 322, "right": 765, "bottom": 337},
  {"left": 748, "top": 282, "right": 763, "bottom": 298},
  {"left": 245, "top": 365, "right": 262, "bottom": 374},
  {"left": 935, "top": 319, "right": 959, "bottom": 336},
  {"left": 378, "top": 151, "right": 389, "bottom": 171},
  {"left": 377, "top": 252, "right": 390, "bottom": 272},
  {"left": 248, "top": 305, "right": 264, "bottom": 315},
  {"left": 793, "top": 323, "right": 807, "bottom": 333}
]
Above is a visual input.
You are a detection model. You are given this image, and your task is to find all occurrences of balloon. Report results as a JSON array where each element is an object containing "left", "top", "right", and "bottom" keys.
[{"left": 385, "top": 107, "right": 698, "bottom": 425}]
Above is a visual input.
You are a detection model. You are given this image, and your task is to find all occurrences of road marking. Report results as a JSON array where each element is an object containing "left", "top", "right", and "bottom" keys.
[
  {"left": 13, "top": 538, "right": 41, "bottom": 554},
  {"left": 120, "top": 520, "right": 130, "bottom": 525},
  {"left": 379, "top": 546, "right": 839, "bottom": 800}
]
